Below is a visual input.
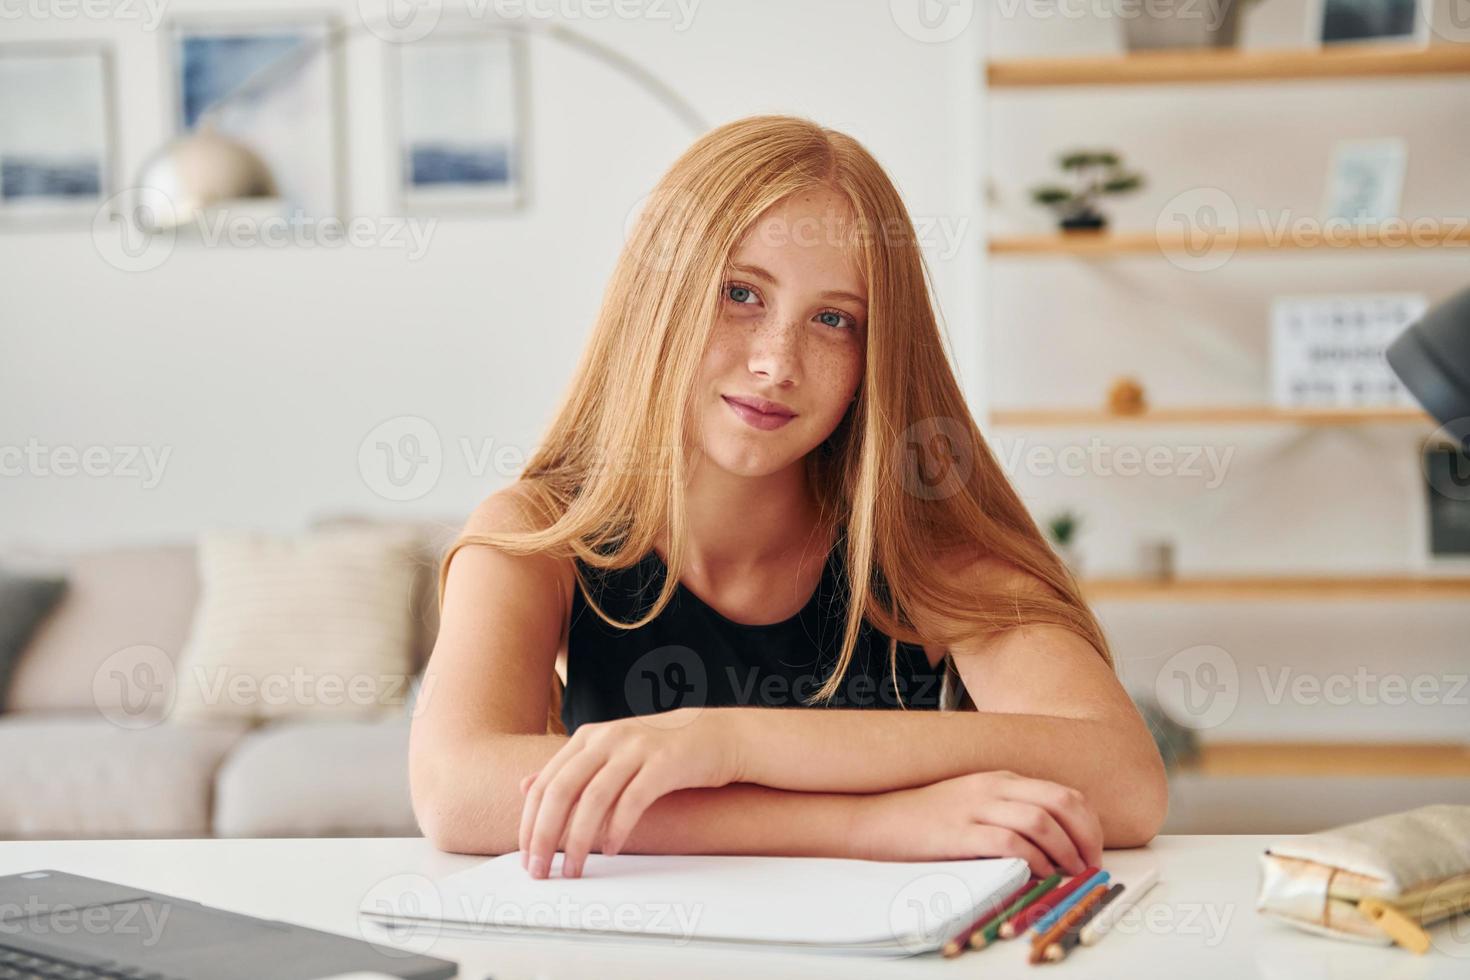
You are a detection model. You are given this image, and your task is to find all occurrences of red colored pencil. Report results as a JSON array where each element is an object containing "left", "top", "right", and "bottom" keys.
[
  {"left": 998, "top": 866, "right": 1100, "bottom": 939},
  {"left": 941, "top": 876, "right": 1038, "bottom": 957}
]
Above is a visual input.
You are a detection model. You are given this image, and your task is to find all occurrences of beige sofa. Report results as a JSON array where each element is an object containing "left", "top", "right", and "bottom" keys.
[{"left": 1, "top": 519, "right": 454, "bottom": 840}]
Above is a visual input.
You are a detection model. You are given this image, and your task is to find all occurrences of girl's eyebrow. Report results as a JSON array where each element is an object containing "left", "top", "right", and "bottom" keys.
[{"left": 728, "top": 262, "right": 868, "bottom": 310}]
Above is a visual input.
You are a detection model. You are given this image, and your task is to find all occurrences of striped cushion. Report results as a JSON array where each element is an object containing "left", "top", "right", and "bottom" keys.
[{"left": 172, "top": 526, "right": 421, "bottom": 722}]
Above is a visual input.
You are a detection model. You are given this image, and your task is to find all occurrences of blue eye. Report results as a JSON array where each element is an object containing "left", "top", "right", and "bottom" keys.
[{"left": 722, "top": 282, "right": 857, "bottom": 332}]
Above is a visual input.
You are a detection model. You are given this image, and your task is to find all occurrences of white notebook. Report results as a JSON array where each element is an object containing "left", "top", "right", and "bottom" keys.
[{"left": 359, "top": 852, "right": 1029, "bottom": 957}]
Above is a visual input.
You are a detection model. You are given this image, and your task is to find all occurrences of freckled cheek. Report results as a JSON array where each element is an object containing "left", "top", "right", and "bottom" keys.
[{"left": 805, "top": 342, "right": 864, "bottom": 421}]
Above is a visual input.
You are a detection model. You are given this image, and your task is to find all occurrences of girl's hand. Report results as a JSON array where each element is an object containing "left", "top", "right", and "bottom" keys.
[
  {"left": 518, "top": 707, "right": 742, "bottom": 878},
  {"left": 853, "top": 770, "right": 1104, "bottom": 877}
]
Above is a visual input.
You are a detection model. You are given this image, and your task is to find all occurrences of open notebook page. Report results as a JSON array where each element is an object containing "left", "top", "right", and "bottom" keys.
[{"left": 360, "top": 851, "right": 1030, "bottom": 955}]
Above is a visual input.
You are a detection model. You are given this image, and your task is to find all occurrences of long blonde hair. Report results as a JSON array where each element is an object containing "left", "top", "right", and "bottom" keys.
[{"left": 439, "top": 114, "right": 1111, "bottom": 719}]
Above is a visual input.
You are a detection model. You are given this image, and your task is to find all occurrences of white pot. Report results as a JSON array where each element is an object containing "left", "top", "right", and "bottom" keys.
[{"left": 1117, "top": 0, "right": 1245, "bottom": 50}]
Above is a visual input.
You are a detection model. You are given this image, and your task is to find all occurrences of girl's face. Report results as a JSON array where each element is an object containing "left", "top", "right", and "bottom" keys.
[{"left": 690, "top": 187, "right": 867, "bottom": 479}]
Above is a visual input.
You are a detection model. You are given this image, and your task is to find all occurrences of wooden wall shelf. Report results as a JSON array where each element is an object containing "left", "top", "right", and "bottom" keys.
[
  {"left": 1084, "top": 575, "right": 1470, "bottom": 601},
  {"left": 989, "top": 406, "right": 1432, "bottom": 427},
  {"left": 988, "top": 224, "right": 1470, "bottom": 257},
  {"left": 987, "top": 45, "right": 1470, "bottom": 88},
  {"left": 1183, "top": 741, "right": 1470, "bottom": 777}
]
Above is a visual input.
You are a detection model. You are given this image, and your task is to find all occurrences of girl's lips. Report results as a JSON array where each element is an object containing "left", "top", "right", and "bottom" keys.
[{"left": 723, "top": 395, "right": 795, "bottom": 431}]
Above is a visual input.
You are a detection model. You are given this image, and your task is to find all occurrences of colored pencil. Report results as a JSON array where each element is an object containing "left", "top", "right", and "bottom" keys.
[
  {"left": 997, "top": 865, "right": 1100, "bottom": 939},
  {"left": 1080, "top": 867, "right": 1159, "bottom": 946},
  {"left": 1030, "top": 868, "right": 1110, "bottom": 935},
  {"left": 1038, "top": 883, "right": 1124, "bottom": 963},
  {"left": 968, "top": 873, "right": 1060, "bottom": 949},
  {"left": 1028, "top": 883, "right": 1109, "bottom": 963},
  {"left": 940, "top": 876, "right": 1037, "bottom": 957}
]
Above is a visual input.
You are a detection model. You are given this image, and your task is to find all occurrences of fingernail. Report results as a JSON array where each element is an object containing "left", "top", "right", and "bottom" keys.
[
  {"left": 566, "top": 861, "right": 581, "bottom": 878},
  {"left": 529, "top": 855, "right": 547, "bottom": 878}
]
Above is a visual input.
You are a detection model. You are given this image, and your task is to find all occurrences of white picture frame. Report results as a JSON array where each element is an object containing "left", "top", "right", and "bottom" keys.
[
  {"left": 163, "top": 10, "right": 347, "bottom": 220},
  {"left": 1321, "top": 138, "right": 1407, "bottom": 225},
  {"left": 388, "top": 27, "right": 529, "bottom": 214},
  {"left": 0, "top": 41, "right": 118, "bottom": 228}
]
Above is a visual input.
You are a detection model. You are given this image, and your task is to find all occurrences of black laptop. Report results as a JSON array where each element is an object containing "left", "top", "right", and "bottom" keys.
[{"left": 0, "top": 869, "right": 457, "bottom": 980}]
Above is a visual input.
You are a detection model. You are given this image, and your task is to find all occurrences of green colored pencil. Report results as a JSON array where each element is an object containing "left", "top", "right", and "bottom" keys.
[{"left": 970, "top": 873, "right": 1061, "bottom": 949}]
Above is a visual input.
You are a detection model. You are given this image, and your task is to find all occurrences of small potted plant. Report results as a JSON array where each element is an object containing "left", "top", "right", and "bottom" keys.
[
  {"left": 1046, "top": 509, "right": 1084, "bottom": 577},
  {"left": 1030, "top": 150, "right": 1144, "bottom": 232}
]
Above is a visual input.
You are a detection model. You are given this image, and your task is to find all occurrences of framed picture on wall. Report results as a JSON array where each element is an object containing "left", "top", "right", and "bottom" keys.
[
  {"left": 1321, "top": 138, "right": 1407, "bottom": 225},
  {"left": 1309, "top": 0, "right": 1432, "bottom": 46},
  {"left": 389, "top": 29, "right": 528, "bottom": 213},
  {"left": 164, "top": 11, "right": 346, "bottom": 220},
  {"left": 0, "top": 42, "right": 117, "bottom": 226}
]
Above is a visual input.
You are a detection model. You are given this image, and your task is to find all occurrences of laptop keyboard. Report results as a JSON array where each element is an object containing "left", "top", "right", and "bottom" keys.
[{"left": 0, "top": 942, "right": 174, "bottom": 980}]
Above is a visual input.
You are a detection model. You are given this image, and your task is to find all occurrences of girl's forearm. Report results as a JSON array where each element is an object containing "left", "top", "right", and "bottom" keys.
[
  {"left": 724, "top": 708, "right": 1167, "bottom": 841},
  {"left": 411, "top": 731, "right": 863, "bottom": 858}
]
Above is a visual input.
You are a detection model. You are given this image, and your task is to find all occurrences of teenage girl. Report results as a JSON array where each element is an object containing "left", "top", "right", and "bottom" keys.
[{"left": 410, "top": 115, "right": 1167, "bottom": 880}]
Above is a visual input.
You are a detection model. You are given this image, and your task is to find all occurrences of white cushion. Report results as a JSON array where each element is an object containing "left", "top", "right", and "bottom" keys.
[
  {"left": 213, "top": 718, "right": 418, "bottom": 837},
  {"left": 172, "top": 526, "right": 421, "bottom": 723},
  {"left": 0, "top": 713, "right": 249, "bottom": 838}
]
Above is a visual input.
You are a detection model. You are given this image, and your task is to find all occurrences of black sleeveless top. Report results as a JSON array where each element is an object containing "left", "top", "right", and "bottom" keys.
[{"left": 562, "top": 528, "right": 947, "bottom": 734}]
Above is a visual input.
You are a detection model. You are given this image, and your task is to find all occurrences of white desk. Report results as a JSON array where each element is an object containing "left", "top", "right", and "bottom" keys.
[{"left": 1, "top": 835, "right": 1466, "bottom": 978}]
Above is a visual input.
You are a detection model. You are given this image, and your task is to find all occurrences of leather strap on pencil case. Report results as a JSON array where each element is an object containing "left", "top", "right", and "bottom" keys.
[{"left": 1256, "top": 804, "right": 1470, "bottom": 952}]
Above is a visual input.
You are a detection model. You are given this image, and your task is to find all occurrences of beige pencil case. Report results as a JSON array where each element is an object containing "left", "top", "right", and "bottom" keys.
[{"left": 1257, "top": 804, "right": 1470, "bottom": 953}]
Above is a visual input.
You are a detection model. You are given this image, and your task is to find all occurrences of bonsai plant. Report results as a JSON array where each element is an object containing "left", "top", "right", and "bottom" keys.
[
  {"left": 1046, "top": 509, "right": 1084, "bottom": 576},
  {"left": 1030, "top": 150, "right": 1144, "bottom": 231}
]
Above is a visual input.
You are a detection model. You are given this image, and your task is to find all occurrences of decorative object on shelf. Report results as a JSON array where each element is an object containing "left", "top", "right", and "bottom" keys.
[
  {"left": 1106, "top": 376, "right": 1148, "bottom": 415},
  {"left": 1424, "top": 443, "right": 1470, "bottom": 558},
  {"left": 1387, "top": 283, "right": 1470, "bottom": 448},
  {"left": 1117, "top": 0, "right": 1257, "bottom": 50},
  {"left": 0, "top": 41, "right": 117, "bottom": 226},
  {"left": 1272, "top": 294, "right": 1426, "bottom": 409},
  {"left": 390, "top": 27, "right": 527, "bottom": 212},
  {"left": 1028, "top": 150, "right": 1143, "bottom": 232},
  {"left": 1322, "top": 138, "right": 1407, "bottom": 224},
  {"left": 1045, "top": 509, "right": 1084, "bottom": 577},
  {"left": 1136, "top": 537, "right": 1177, "bottom": 582},
  {"left": 1127, "top": 693, "right": 1200, "bottom": 772},
  {"left": 161, "top": 12, "right": 347, "bottom": 222},
  {"left": 1313, "top": 0, "right": 1430, "bottom": 47}
]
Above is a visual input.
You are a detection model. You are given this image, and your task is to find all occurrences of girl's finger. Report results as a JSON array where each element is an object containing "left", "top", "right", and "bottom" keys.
[
  {"left": 992, "top": 776, "right": 1104, "bottom": 871},
  {"left": 518, "top": 771, "right": 539, "bottom": 795},
  {"left": 560, "top": 757, "right": 640, "bottom": 878},
  {"left": 972, "top": 799, "right": 1084, "bottom": 876},
  {"left": 600, "top": 765, "right": 669, "bottom": 857},
  {"left": 525, "top": 750, "right": 608, "bottom": 878},
  {"left": 519, "top": 743, "right": 580, "bottom": 860},
  {"left": 966, "top": 824, "right": 1054, "bottom": 879}
]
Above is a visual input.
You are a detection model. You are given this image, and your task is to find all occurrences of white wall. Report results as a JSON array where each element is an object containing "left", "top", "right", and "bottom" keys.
[{"left": 2, "top": 0, "right": 984, "bottom": 549}]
